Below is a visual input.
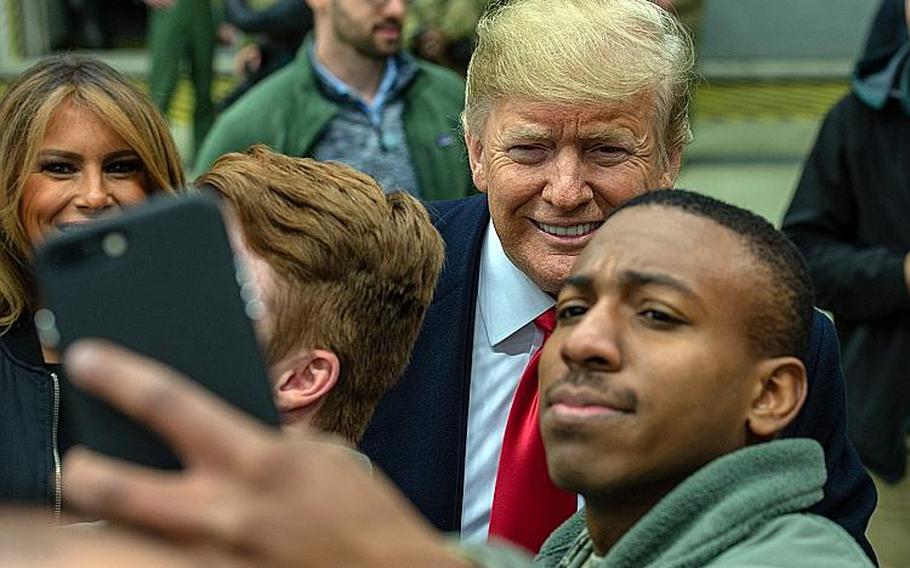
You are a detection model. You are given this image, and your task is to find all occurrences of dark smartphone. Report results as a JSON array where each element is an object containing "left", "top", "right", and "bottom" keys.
[{"left": 33, "top": 193, "right": 280, "bottom": 469}]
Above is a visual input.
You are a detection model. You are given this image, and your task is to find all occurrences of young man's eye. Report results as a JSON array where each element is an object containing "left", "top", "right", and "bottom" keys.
[
  {"left": 557, "top": 304, "right": 588, "bottom": 322},
  {"left": 39, "top": 161, "right": 76, "bottom": 176},
  {"left": 639, "top": 308, "right": 683, "bottom": 326}
]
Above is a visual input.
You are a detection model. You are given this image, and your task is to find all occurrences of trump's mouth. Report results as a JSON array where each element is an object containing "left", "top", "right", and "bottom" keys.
[{"left": 534, "top": 221, "right": 603, "bottom": 238}]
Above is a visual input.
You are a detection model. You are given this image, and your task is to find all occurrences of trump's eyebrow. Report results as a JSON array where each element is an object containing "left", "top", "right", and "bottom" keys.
[
  {"left": 500, "top": 124, "right": 554, "bottom": 141},
  {"left": 580, "top": 130, "right": 637, "bottom": 146}
]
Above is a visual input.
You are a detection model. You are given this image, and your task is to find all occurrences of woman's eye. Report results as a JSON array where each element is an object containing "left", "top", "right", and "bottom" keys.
[
  {"left": 507, "top": 145, "right": 548, "bottom": 164},
  {"left": 39, "top": 161, "right": 76, "bottom": 176},
  {"left": 557, "top": 304, "right": 588, "bottom": 322},
  {"left": 106, "top": 159, "right": 143, "bottom": 176}
]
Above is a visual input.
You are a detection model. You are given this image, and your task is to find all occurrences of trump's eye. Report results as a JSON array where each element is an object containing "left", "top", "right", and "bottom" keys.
[
  {"left": 507, "top": 145, "right": 548, "bottom": 164},
  {"left": 588, "top": 145, "right": 629, "bottom": 162}
]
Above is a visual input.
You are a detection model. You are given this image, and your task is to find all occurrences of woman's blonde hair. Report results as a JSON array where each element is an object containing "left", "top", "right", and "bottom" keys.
[
  {"left": 463, "top": 0, "right": 695, "bottom": 159},
  {"left": 0, "top": 54, "right": 185, "bottom": 331}
]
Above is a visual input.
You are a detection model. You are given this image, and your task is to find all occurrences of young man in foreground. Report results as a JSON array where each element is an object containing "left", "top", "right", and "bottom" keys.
[{"left": 528, "top": 190, "right": 870, "bottom": 566}]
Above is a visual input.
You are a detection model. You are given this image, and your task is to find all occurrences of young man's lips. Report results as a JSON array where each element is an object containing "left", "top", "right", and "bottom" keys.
[
  {"left": 549, "top": 402, "right": 629, "bottom": 420},
  {"left": 544, "top": 384, "right": 635, "bottom": 421}
]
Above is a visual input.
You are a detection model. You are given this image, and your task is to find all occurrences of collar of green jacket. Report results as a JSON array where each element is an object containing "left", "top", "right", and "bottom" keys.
[{"left": 537, "top": 438, "right": 826, "bottom": 567}]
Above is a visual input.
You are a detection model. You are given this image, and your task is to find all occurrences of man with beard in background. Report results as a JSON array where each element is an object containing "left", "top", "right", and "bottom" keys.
[{"left": 194, "top": 0, "right": 472, "bottom": 201}]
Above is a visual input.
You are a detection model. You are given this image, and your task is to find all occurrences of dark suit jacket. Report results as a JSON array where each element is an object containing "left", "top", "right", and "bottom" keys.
[{"left": 360, "top": 194, "right": 877, "bottom": 560}]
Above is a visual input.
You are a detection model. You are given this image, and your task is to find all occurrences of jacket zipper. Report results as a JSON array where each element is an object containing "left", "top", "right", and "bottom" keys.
[{"left": 50, "top": 371, "right": 62, "bottom": 520}]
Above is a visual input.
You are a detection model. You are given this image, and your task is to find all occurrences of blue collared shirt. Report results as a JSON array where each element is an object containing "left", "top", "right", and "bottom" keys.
[{"left": 310, "top": 46, "right": 399, "bottom": 129}]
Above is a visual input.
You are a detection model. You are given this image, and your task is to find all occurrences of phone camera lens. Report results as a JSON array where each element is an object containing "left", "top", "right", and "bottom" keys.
[{"left": 102, "top": 232, "right": 128, "bottom": 258}]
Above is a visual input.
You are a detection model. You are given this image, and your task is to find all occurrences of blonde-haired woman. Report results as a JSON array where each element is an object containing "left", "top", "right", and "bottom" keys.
[{"left": 0, "top": 54, "right": 184, "bottom": 511}]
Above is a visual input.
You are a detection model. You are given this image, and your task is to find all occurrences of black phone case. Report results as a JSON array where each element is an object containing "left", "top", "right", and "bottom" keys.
[{"left": 34, "top": 194, "right": 280, "bottom": 470}]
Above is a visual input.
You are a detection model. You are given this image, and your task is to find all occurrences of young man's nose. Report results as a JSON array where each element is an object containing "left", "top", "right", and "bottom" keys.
[{"left": 560, "top": 307, "right": 622, "bottom": 373}]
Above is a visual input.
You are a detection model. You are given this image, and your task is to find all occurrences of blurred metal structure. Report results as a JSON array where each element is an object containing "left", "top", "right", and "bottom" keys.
[
  {"left": 699, "top": 0, "right": 880, "bottom": 79},
  {"left": 0, "top": 0, "right": 22, "bottom": 65}
]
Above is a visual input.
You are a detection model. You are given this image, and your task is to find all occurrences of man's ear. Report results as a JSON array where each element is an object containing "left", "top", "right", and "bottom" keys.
[
  {"left": 746, "top": 357, "right": 808, "bottom": 439},
  {"left": 272, "top": 349, "right": 340, "bottom": 418},
  {"left": 464, "top": 130, "right": 488, "bottom": 193},
  {"left": 658, "top": 143, "right": 683, "bottom": 188}
]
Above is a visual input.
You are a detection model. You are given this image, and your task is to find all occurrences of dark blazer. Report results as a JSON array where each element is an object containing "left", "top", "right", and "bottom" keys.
[{"left": 360, "top": 195, "right": 877, "bottom": 560}]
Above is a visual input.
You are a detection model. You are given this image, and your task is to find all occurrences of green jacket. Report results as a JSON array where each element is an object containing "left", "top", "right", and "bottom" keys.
[
  {"left": 194, "top": 46, "right": 472, "bottom": 201},
  {"left": 458, "top": 439, "right": 872, "bottom": 567},
  {"left": 537, "top": 439, "right": 871, "bottom": 567}
]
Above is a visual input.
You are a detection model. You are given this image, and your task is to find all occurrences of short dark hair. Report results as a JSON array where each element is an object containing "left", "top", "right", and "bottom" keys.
[{"left": 613, "top": 189, "right": 814, "bottom": 358}]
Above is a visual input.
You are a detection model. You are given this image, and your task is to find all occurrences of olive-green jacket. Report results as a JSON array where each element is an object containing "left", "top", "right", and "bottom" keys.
[
  {"left": 458, "top": 439, "right": 873, "bottom": 567},
  {"left": 194, "top": 46, "right": 472, "bottom": 201}
]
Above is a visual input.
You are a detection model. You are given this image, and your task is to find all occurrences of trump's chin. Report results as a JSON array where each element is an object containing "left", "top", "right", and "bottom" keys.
[{"left": 509, "top": 250, "right": 580, "bottom": 296}]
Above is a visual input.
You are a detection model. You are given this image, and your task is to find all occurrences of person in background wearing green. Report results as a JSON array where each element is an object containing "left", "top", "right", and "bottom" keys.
[
  {"left": 194, "top": 0, "right": 471, "bottom": 201},
  {"left": 144, "top": 0, "right": 217, "bottom": 159}
]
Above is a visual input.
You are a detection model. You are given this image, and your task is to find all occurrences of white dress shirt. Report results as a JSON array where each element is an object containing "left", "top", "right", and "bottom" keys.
[{"left": 460, "top": 220, "right": 555, "bottom": 542}]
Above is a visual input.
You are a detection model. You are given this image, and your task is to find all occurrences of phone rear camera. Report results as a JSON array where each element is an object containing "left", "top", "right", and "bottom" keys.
[{"left": 102, "top": 232, "right": 128, "bottom": 258}]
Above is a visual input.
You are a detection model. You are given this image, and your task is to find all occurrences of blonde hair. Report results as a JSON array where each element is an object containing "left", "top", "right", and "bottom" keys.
[
  {"left": 197, "top": 145, "right": 444, "bottom": 443},
  {"left": 464, "top": 0, "right": 695, "bottom": 157},
  {"left": 0, "top": 55, "right": 184, "bottom": 331}
]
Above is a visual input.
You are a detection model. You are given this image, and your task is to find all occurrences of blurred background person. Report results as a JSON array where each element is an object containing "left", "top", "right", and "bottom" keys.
[
  {"left": 782, "top": 0, "right": 910, "bottom": 565},
  {"left": 144, "top": 0, "right": 217, "bottom": 160},
  {"left": 0, "top": 54, "right": 183, "bottom": 511},
  {"left": 194, "top": 0, "right": 471, "bottom": 201},
  {"left": 218, "top": 0, "right": 313, "bottom": 113},
  {"left": 62, "top": 0, "right": 107, "bottom": 49},
  {"left": 407, "top": 0, "right": 486, "bottom": 77}
]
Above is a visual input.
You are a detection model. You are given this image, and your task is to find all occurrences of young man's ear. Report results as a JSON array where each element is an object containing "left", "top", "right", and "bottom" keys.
[
  {"left": 272, "top": 349, "right": 340, "bottom": 424},
  {"left": 746, "top": 357, "right": 808, "bottom": 439},
  {"left": 464, "top": 130, "right": 488, "bottom": 193}
]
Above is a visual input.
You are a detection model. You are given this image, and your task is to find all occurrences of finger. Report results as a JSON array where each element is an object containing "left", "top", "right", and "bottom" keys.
[
  {"left": 65, "top": 339, "right": 271, "bottom": 469},
  {"left": 64, "top": 447, "right": 244, "bottom": 545}
]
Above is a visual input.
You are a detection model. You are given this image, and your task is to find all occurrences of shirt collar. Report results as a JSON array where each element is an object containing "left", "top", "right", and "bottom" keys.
[
  {"left": 478, "top": 220, "right": 554, "bottom": 347},
  {"left": 308, "top": 42, "right": 402, "bottom": 126}
]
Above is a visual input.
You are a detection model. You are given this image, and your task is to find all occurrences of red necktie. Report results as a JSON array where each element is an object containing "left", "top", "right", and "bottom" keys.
[{"left": 488, "top": 308, "right": 577, "bottom": 553}]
